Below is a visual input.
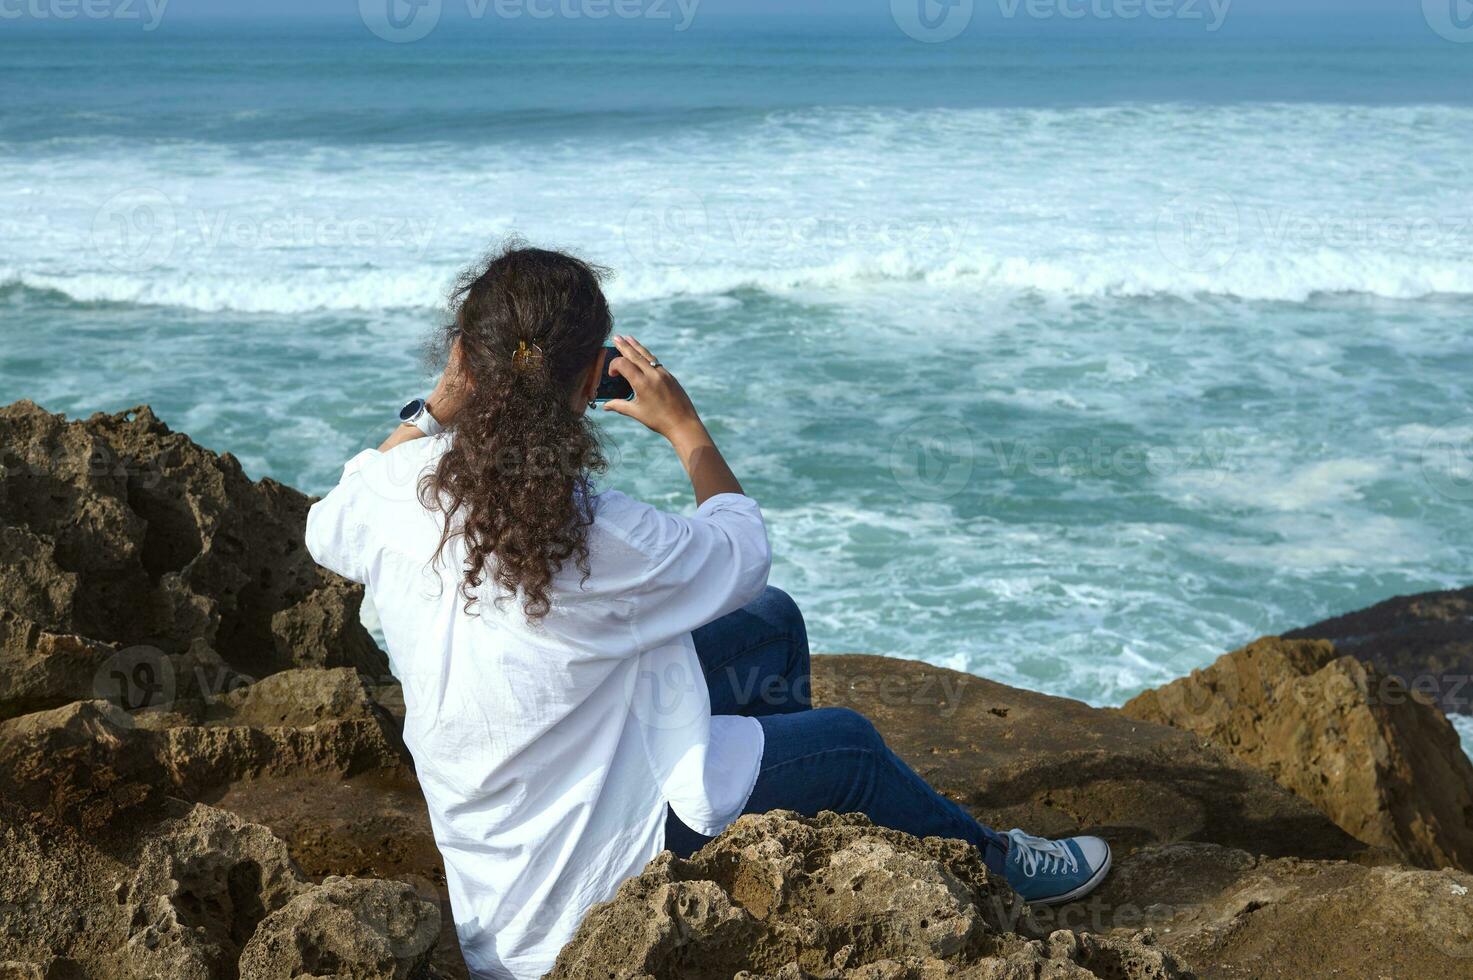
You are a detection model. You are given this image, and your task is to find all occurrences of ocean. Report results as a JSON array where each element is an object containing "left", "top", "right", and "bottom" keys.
[{"left": 3, "top": 16, "right": 1472, "bottom": 746}]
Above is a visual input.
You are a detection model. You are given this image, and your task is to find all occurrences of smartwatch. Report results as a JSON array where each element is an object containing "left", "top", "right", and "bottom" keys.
[{"left": 398, "top": 397, "right": 445, "bottom": 437}]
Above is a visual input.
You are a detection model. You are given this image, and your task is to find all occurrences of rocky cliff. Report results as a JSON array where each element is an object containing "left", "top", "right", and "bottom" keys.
[
  {"left": 547, "top": 811, "right": 1191, "bottom": 979},
  {"left": 0, "top": 399, "right": 385, "bottom": 722},
  {"left": 3, "top": 402, "right": 1471, "bottom": 980},
  {"left": 1287, "top": 587, "right": 1473, "bottom": 717},
  {"left": 1122, "top": 637, "right": 1473, "bottom": 873}
]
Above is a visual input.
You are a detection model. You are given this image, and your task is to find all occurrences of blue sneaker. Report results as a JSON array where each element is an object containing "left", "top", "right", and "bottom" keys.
[{"left": 1002, "top": 828, "right": 1112, "bottom": 905}]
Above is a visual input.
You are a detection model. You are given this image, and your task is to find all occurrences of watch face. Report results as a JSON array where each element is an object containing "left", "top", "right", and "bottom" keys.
[{"left": 399, "top": 398, "right": 425, "bottom": 422}]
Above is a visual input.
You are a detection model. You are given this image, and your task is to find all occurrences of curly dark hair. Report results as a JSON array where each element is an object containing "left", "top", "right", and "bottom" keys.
[{"left": 420, "top": 244, "right": 612, "bottom": 621}]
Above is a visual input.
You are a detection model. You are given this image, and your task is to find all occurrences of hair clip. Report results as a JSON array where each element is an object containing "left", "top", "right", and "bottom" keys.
[{"left": 511, "top": 340, "right": 544, "bottom": 370}]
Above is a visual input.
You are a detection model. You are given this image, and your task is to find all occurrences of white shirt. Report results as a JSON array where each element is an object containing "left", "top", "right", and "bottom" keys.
[{"left": 304, "top": 435, "right": 770, "bottom": 980}]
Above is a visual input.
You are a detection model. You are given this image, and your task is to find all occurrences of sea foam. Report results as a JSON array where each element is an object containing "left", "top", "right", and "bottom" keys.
[{"left": 2, "top": 102, "right": 1471, "bottom": 314}]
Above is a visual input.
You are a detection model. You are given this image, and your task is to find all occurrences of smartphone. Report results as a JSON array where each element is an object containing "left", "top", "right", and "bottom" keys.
[{"left": 594, "top": 346, "right": 635, "bottom": 403}]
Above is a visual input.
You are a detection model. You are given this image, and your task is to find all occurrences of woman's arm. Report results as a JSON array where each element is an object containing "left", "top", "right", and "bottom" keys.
[
  {"left": 376, "top": 340, "right": 469, "bottom": 453},
  {"left": 600, "top": 333, "right": 771, "bottom": 642},
  {"left": 602, "top": 334, "right": 743, "bottom": 506},
  {"left": 313, "top": 342, "right": 469, "bottom": 578},
  {"left": 668, "top": 421, "right": 743, "bottom": 507}
]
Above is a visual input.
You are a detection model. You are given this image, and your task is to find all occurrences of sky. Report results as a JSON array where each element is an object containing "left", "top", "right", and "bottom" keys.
[
  {"left": 90, "top": 0, "right": 1454, "bottom": 24},
  {"left": 1, "top": 0, "right": 1461, "bottom": 43}
]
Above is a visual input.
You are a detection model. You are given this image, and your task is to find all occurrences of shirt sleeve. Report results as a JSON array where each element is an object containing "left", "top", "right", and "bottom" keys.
[
  {"left": 622, "top": 492, "right": 772, "bottom": 650},
  {"left": 304, "top": 448, "right": 383, "bottom": 585}
]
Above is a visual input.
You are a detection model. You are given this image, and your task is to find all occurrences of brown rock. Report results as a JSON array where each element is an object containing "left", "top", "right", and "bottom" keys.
[
  {"left": 0, "top": 699, "right": 162, "bottom": 829},
  {"left": 0, "top": 966, "right": 44, "bottom": 980},
  {"left": 0, "top": 526, "right": 76, "bottom": 629},
  {"left": 159, "top": 667, "right": 408, "bottom": 796},
  {"left": 0, "top": 670, "right": 407, "bottom": 826},
  {"left": 811, "top": 654, "right": 1374, "bottom": 864},
  {"left": 1, "top": 789, "right": 441, "bottom": 980},
  {"left": 1, "top": 963, "right": 83, "bottom": 980},
  {"left": 0, "top": 611, "right": 249, "bottom": 725},
  {"left": 1097, "top": 842, "right": 1473, "bottom": 980},
  {"left": 0, "top": 797, "right": 132, "bottom": 974},
  {"left": 237, "top": 876, "right": 440, "bottom": 980},
  {"left": 6, "top": 403, "right": 1470, "bottom": 978},
  {"left": 0, "top": 798, "right": 312, "bottom": 980},
  {"left": 1287, "top": 586, "right": 1473, "bottom": 715},
  {"left": 1121, "top": 637, "right": 1473, "bottom": 871},
  {"left": 0, "top": 609, "right": 124, "bottom": 726},
  {"left": 208, "top": 665, "right": 388, "bottom": 729},
  {"left": 117, "top": 804, "right": 309, "bottom": 980},
  {"left": 0, "top": 400, "right": 387, "bottom": 720},
  {"left": 207, "top": 770, "right": 466, "bottom": 980},
  {"left": 547, "top": 811, "right": 1193, "bottom": 980}
]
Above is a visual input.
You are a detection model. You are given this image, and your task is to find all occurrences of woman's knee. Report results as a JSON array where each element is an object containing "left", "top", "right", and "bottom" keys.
[
  {"left": 762, "top": 587, "right": 810, "bottom": 708},
  {"left": 818, "top": 707, "right": 887, "bottom": 755},
  {"left": 753, "top": 586, "right": 807, "bottom": 642}
]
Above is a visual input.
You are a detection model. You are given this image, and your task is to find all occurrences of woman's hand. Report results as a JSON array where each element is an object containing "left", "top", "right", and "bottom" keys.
[
  {"left": 601, "top": 335, "right": 703, "bottom": 444},
  {"left": 602, "top": 335, "right": 744, "bottom": 505},
  {"left": 427, "top": 337, "right": 470, "bottom": 426}
]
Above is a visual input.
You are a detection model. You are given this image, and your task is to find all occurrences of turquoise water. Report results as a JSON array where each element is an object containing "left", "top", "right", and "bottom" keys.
[{"left": 3, "top": 22, "right": 1472, "bottom": 741}]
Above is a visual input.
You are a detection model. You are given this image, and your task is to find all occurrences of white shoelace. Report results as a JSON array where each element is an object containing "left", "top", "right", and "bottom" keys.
[{"left": 1006, "top": 829, "right": 1079, "bottom": 878}]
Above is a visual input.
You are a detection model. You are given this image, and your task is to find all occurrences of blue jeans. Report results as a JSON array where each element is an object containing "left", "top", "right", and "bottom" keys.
[{"left": 664, "top": 587, "right": 1010, "bottom": 874}]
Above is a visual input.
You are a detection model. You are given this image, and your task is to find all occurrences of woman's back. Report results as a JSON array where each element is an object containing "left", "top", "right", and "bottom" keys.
[
  {"left": 306, "top": 432, "right": 770, "bottom": 979},
  {"left": 304, "top": 244, "right": 1113, "bottom": 977}
]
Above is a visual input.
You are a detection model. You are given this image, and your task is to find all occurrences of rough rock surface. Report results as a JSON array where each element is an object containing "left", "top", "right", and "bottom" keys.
[
  {"left": 0, "top": 403, "right": 452, "bottom": 979},
  {"left": 4, "top": 404, "right": 1472, "bottom": 980},
  {"left": 0, "top": 799, "right": 303, "bottom": 980},
  {"left": 239, "top": 876, "right": 440, "bottom": 980},
  {"left": 1287, "top": 585, "right": 1473, "bottom": 715},
  {"left": 0, "top": 798, "right": 437, "bottom": 980},
  {"left": 810, "top": 655, "right": 1375, "bottom": 865},
  {"left": 0, "top": 698, "right": 163, "bottom": 829},
  {"left": 548, "top": 811, "right": 1192, "bottom": 979},
  {"left": 1122, "top": 637, "right": 1473, "bottom": 872},
  {"left": 0, "top": 668, "right": 406, "bottom": 826},
  {"left": 0, "top": 400, "right": 386, "bottom": 720},
  {"left": 1099, "top": 841, "right": 1473, "bottom": 979},
  {"left": 0, "top": 694, "right": 453, "bottom": 976},
  {"left": 117, "top": 804, "right": 309, "bottom": 980}
]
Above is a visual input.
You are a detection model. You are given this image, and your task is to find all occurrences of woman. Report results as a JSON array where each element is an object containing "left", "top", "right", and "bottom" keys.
[{"left": 306, "top": 245, "right": 1110, "bottom": 980}]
